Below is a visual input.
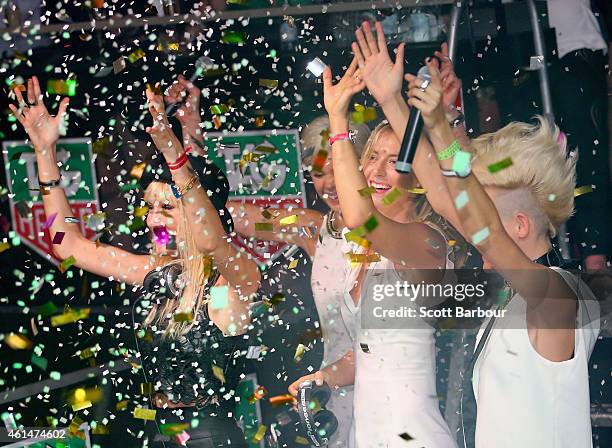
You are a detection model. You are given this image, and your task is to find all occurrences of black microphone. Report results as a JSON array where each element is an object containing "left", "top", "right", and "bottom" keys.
[
  {"left": 395, "top": 65, "right": 431, "bottom": 173},
  {"left": 165, "top": 56, "right": 211, "bottom": 117}
]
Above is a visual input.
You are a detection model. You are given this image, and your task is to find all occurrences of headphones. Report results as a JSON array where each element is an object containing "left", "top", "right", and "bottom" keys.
[
  {"left": 142, "top": 260, "right": 186, "bottom": 299},
  {"left": 295, "top": 380, "right": 338, "bottom": 446}
]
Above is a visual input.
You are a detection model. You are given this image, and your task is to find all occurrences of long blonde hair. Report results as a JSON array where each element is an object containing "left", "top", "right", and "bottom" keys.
[
  {"left": 143, "top": 182, "right": 213, "bottom": 338},
  {"left": 360, "top": 122, "right": 468, "bottom": 266}
]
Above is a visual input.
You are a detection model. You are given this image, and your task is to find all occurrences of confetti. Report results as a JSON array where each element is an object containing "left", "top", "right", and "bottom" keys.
[
  {"left": 259, "top": 79, "right": 279, "bottom": 89},
  {"left": 471, "top": 227, "right": 490, "bottom": 245},
  {"left": 51, "top": 308, "right": 90, "bottom": 327},
  {"left": 113, "top": 57, "right": 126, "bottom": 74},
  {"left": 358, "top": 186, "right": 376, "bottom": 197},
  {"left": 269, "top": 394, "right": 294, "bottom": 406},
  {"left": 348, "top": 253, "right": 381, "bottom": 263},
  {"left": 210, "top": 104, "right": 229, "bottom": 115},
  {"left": 399, "top": 432, "right": 414, "bottom": 441},
  {"left": 173, "top": 312, "right": 193, "bottom": 322},
  {"left": 574, "top": 185, "right": 593, "bottom": 197},
  {"left": 288, "top": 259, "right": 299, "bottom": 269},
  {"left": 212, "top": 364, "right": 226, "bottom": 384},
  {"left": 279, "top": 215, "right": 298, "bottom": 226},
  {"left": 30, "top": 354, "right": 48, "bottom": 370},
  {"left": 116, "top": 401, "right": 128, "bottom": 411},
  {"left": 255, "top": 222, "right": 273, "bottom": 231},
  {"left": 255, "top": 145, "right": 277, "bottom": 154},
  {"left": 363, "top": 214, "right": 379, "bottom": 233},
  {"left": 210, "top": 285, "right": 229, "bottom": 310},
  {"left": 487, "top": 157, "right": 513, "bottom": 173},
  {"left": 59, "top": 255, "right": 77, "bottom": 273},
  {"left": 128, "top": 48, "right": 145, "bottom": 64},
  {"left": 130, "top": 162, "right": 146, "bottom": 179},
  {"left": 344, "top": 231, "right": 371, "bottom": 249},
  {"left": 382, "top": 187, "right": 402, "bottom": 205},
  {"left": 252, "top": 425, "right": 267, "bottom": 443},
  {"left": 221, "top": 31, "right": 246, "bottom": 44},
  {"left": 52, "top": 232, "right": 65, "bottom": 245},
  {"left": 406, "top": 187, "right": 426, "bottom": 194},
  {"left": 39, "top": 301, "right": 58, "bottom": 317},
  {"left": 64, "top": 217, "right": 80, "bottom": 223},
  {"left": 133, "top": 407, "right": 156, "bottom": 421},
  {"left": 452, "top": 150, "right": 472, "bottom": 174},
  {"left": 72, "top": 401, "right": 93, "bottom": 412},
  {"left": 455, "top": 191, "right": 469, "bottom": 210},
  {"left": 294, "top": 343, "right": 306, "bottom": 362},
  {"left": 0, "top": 242, "right": 10, "bottom": 253},
  {"left": 42, "top": 213, "right": 58, "bottom": 230},
  {"left": 139, "top": 383, "right": 154, "bottom": 395},
  {"left": 47, "top": 79, "right": 77, "bottom": 96},
  {"left": 247, "top": 385, "right": 268, "bottom": 404},
  {"left": 306, "top": 57, "right": 326, "bottom": 77},
  {"left": 311, "top": 149, "right": 329, "bottom": 173},
  {"left": 160, "top": 423, "right": 189, "bottom": 436},
  {"left": 4, "top": 333, "right": 32, "bottom": 350}
]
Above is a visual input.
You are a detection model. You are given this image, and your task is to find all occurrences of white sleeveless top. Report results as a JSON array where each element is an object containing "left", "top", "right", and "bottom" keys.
[
  {"left": 473, "top": 267, "right": 600, "bottom": 447},
  {"left": 311, "top": 213, "right": 355, "bottom": 448},
  {"left": 341, "top": 225, "right": 457, "bottom": 448}
]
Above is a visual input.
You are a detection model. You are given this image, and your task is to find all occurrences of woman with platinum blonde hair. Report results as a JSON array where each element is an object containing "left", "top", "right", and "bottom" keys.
[{"left": 407, "top": 57, "right": 600, "bottom": 448}]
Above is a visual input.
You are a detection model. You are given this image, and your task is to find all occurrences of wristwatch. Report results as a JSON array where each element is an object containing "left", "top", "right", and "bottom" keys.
[{"left": 446, "top": 105, "right": 465, "bottom": 129}]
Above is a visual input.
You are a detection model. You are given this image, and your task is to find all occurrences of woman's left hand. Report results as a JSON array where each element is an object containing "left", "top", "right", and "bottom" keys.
[
  {"left": 322, "top": 57, "right": 366, "bottom": 122},
  {"left": 405, "top": 59, "right": 447, "bottom": 131}
]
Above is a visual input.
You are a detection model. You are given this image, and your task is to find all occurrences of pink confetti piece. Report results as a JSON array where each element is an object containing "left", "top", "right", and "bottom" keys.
[
  {"left": 42, "top": 213, "right": 58, "bottom": 230},
  {"left": 52, "top": 232, "right": 65, "bottom": 245}
]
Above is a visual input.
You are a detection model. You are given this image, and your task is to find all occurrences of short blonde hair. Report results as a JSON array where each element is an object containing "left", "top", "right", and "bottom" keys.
[
  {"left": 300, "top": 115, "right": 371, "bottom": 164},
  {"left": 471, "top": 116, "right": 577, "bottom": 236}
]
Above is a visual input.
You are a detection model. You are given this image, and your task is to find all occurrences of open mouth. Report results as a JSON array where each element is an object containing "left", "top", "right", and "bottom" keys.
[
  {"left": 369, "top": 180, "right": 391, "bottom": 194},
  {"left": 322, "top": 190, "right": 338, "bottom": 202}
]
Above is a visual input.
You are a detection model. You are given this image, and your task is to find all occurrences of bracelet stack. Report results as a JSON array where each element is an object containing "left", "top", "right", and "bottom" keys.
[
  {"left": 437, "top": 140, "right": 472, "bottom": 179},
  {"left": 38, "top": 177, "right": 62, "bottom": 194},
  {"left": 171, "top": 175, "right": 199, "bottom": 199},
  {"left": 168, "top": 146, "right": 192, "bottom": 171}
]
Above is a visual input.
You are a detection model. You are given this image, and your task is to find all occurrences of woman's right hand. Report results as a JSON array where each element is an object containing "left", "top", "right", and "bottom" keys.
[
  {"left": 164, "top": 74, "right": 201, "bottom": 129},
  {"left": 322, "top": 57, "right": 365, "bottom": 124},
  {"left": 288, "top": 370, "right": 330, "bottom": 397},
  {"left": 8, "top": 76, "right": 70, "bottom": 152}
]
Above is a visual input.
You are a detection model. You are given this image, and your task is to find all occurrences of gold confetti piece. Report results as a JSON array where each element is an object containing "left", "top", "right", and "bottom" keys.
[
  {"left": 128, "top": 48, "right": 145, "bottom": 64},
  {"left": 255, "top": 222, "right": 273, "bottom": 231},
  {"left": 248, "top": 385, "right": 268, "bottom": 404},
  {"left": 0, "top": 242, "right": 10, "bottom": 253},
  {"left": 213, "top": 115, "right": 222, "bottom": 129},
  {"left": 574, "top": 185, "right": 593, "bottom": 197},
  {"left": 448, "top": 240, "right": 456, "bottom": 247},
  {"left": 139, "top": 383, "right": 154, "bottom": 395},
  {"left": 406, "top": 187, "right": 426, "bottom": 194},
  {"left": 59, "top": 255, "right": 77, "bottom": 273},
  {"left": 134, "top": 206, "right": 149, "bottom": 218},
  {"left": 92, "top": 137, "right": 110, "bottom": 155},
  {"left": 239, "top": 152, "right": 262, "bottom": 172},
  {"left": 130, "top": 162, "right": 146, "bottom": 179},
  {"left": 259, "top": 79, "right": 278, "bottom": 89},
  {"left": 261, "top": 208, "right": 278, "bottom": 220},
  {"left": 255, "top": 145, "right": 276, "bottom": 154},
  {"left": 72, "top": 401, "right": 93, "bottom": 412},
  {"left": 79, "top": 346, "right": 97, "bottom": 360},
  {"left": 344, "top": 231, "right": 371, "bottom": 249},
  {"left": 160, "top": 423, "right": 189, "bottom": 436},
  {"left": 311, "top": 149, "right": 329, "bottom": 173},
  {"left": 91, "top": 425, "right": 110, "bottom": 435},
  {"left": 269, "top": 394, "right": 294, "bottom": 406},
  {"left": 5, "top": 333, "right": 32, "bottom": 350},
  {"left": 116, "top": 400, "right": 128, "bottom": 410},
  {"left": 382, "top": 187, "right": 402, "bottom": 205},
  {"left": 294, "top": 343, "right": 306, "bottom": 362},
  {"left": 288, "top": 259, "right": 299, "bottom": 269},
  {"left": 255, "top": 116, "right": 266, "bottom": 128},
  {"left": 279, "top": 214, "right": 298, "bottom": 226},
  {"left": 212, "top": 365, "right": 226, "bottom": 384},
  {"left": 295, "top": 436, "right": 310, "bottom": 445},
  {"left": 51, "top": 308, "right": 91, "bottom": 327},
  {"left": 358, "top": 186, "right": 376, "bottom": 197},
  {"left": 173, "top": 312, "right": 193, "bottom": 322},
  {"left": 252, "top": 425, "right": 267, "bottom": 443},
  {"left": 133, "top": 407, "right": 156, "bottom": 421},
  {"left": 347, "top": 253, "right": 381, "bottom": 263}
]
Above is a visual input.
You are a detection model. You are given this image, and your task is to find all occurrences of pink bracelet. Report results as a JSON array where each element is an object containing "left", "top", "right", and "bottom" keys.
[
  {"left": 329, "top": 132, "right": 350, "bottom": 146},
  {"left": 168, "top": 146, "right": 192, "bottom": 171}
]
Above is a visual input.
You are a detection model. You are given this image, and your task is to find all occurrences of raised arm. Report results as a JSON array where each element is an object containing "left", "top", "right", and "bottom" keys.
[
  {"left": 322, "top": 59, "right": 446, "bottom": 268},
  {"left": 353, "top": 22, "right": 468, "bottom": 234},
  {"left": 164, "top": 75, "right": 205, "bottom": 154},
  {"left": 228, "top": 200, "right": 324, "bottom": 257},
  {"left": 407, "top": 61, "right": 577, "bottom": 359},
  {"left": 9, "top": 77, "right": 153, "bottom": 285},
  {"left": 145, "top": 87, "right": 260, "bottom": 300}
]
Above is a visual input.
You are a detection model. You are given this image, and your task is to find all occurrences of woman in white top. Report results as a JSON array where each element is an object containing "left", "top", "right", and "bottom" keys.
[
  {"left": 167, "top": 74, "right": 371, "bottom": 446},
  {"left": 408, "top": 57, "right": 600, "bottom": 447}
]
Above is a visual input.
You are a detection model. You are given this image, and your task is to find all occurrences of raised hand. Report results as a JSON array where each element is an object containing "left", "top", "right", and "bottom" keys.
[
  {"left": 322, "top": 57, "right": 366, "bottom": 121},
  {"left": 8, "top": 76, "right": 70, "bottom": 152},
  {"left": 405, "top": 59, "right": 446, "bottom": 131},
  {"left": 164, "top": 75, "right": 201, "bottom": 128},
  {"left": 145, "top": 85, "right": 180, "bottom": 155},
  {"left": 352, "top": 21, "right": 405, "bottom": 106},
  {"left": 434, "top": 42, "right": 462, "bottom": 109}
]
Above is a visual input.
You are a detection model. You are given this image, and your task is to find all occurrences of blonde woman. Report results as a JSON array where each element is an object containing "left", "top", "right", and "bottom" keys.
[
  {"left": 166, "top": 70, "right": 370, "bottom": 447},
  {"left": 408, "top": 60, "right": 600, "bottom": 447},
  {"left": 289, "top": 57, "right": 464, "bottom": 447},
  {"left": 9, "top": 77, "right": 260, "bottom": 447}
]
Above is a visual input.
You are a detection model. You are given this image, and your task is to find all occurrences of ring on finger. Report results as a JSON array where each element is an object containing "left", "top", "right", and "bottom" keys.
[{"left": 419, "top": 79, "right": 431, "bottom": 92}]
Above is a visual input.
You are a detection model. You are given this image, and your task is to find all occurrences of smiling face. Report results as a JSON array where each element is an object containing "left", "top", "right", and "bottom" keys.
[
  {"left": 309, "top": 151, "right": 340, "bottom": 211},
  {"left": 144, "top": 182, "right": 180, "bottom": 235},
  {"left": 362, "top": 127, "right": 419, "bottom": 215}
]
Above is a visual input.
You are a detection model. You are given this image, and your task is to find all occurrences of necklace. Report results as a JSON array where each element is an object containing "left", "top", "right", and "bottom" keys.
[{"left": 325, "top": 210, "right": 343, "bottom": 239}]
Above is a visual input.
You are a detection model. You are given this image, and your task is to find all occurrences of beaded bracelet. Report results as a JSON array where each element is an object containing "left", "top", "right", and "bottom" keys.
[{"left": 436, "top": 140, "right": 461, "bottom": 161}]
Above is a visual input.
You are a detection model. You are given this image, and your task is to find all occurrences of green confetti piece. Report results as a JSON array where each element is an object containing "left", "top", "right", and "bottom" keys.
[
  {"left": 363, "top": 215, "right": 378, "bottom": 233},
  {"left": 455, "top": 190, "right": 469, "bottom": 210},
  {"left": 210, "top": 104, "right": 229, "bottom": 115},
  {"left": 382, "top": 187, "right": 402, "bottom": 205},
  {"left": 39, "top": 301, "right": 58, "bottom": 317},
  {"left": 254, "top": 222, "right": 273, "bottom": 231},
  {"left": 210, "top": 285, "right": 229, "bottom": 310},
  {"left": 487, "top": 157, "right": 513, "bottom": 173},
  {"left": 471, "top": 227, "right": 490, "bottom": 245},
  {"left": 221, "top": 31, "right": 246, "bottom": 44},
  {"left": 358, "top": 186, "right": 376, "bottom": 197},
  {"left": 50, "top": 371, "right": 61, "bottom": 380},
  {"left": 31, "top": 354, "right": 48, "bottom": 371},
  {"left": 452, "top": 150, "right": 472, "bottom": 174}
]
